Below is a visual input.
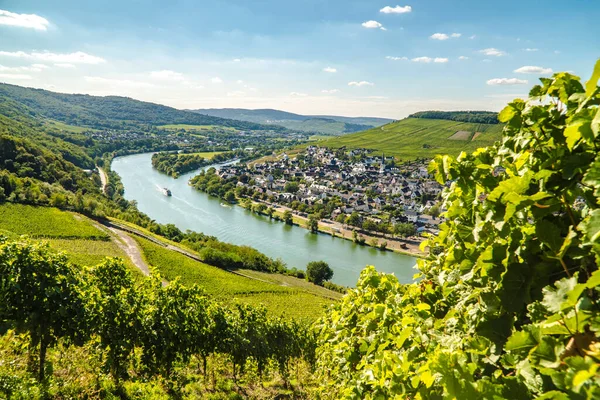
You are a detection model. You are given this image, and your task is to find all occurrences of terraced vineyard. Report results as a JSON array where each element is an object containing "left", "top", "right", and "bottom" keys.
[
  {"left": 316, "top": 117, "right": 504, "bottom": 161},
  {"left": 135, "top": 237, "right": 336, "bottom": 320}
]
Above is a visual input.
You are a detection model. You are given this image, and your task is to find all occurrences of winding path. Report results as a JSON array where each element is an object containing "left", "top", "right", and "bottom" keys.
[{"left": 97, "top": 167, "right": 108, "bottom": 194}]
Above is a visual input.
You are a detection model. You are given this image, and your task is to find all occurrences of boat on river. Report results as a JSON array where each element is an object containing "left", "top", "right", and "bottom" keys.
[{"left": 161, "top": 187, "right": 172, "bottom": 196}]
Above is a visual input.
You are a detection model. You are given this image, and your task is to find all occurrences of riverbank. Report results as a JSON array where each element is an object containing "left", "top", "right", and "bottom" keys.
[{"left": 241, "top": 198, "right": 427, "bottom": 258}]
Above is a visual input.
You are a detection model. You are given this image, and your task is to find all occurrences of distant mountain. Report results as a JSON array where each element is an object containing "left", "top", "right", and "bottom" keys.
[
  {"left": 190, "top": 108, "right": 394, "bottom": 135},
  {"left": 0, "top": 83, "right": 283, "bottom": 132}
]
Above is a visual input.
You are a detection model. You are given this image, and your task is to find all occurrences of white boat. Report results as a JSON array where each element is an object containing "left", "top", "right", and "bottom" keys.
[{"left": 162, "top": 187, "right": 172, "bottom": 196}]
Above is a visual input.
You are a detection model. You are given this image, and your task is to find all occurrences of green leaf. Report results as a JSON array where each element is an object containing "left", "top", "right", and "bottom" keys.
[
  {"left": 536, "top": 220, "right": 562, "bottom": 253},
  {"left": 580, "top": 209, "right": 600, "bottom": 244},
  {"left": 506, "top": 329, "right": 537, "bottom": 355},
  {"left": 542, "top": 276, "right": 578, "bottom": 313},
  {"left": 585, "top": 58, "right": 600, "bottom": 98}
]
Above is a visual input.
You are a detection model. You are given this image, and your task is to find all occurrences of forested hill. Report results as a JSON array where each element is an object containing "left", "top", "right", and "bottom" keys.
[
  {"left": 408, "top": 110, "right": 499, "bottom": 124},
  {"left": 0, "top": 83, "right": 284, "bottom": 131},
  {"left": 191, "top": 108, "right": 393, "bottom": 135}
]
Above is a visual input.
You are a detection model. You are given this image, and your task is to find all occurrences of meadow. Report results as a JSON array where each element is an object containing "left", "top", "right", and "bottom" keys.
[
  {"left": 135, "top": 236, "right": 334, "bottom": 320},
  {"left": 0, "top": 203, "right": 108, "bottom": 240},
  {"left": 315, "top": 117, "right": 504, "bottom": 161}
]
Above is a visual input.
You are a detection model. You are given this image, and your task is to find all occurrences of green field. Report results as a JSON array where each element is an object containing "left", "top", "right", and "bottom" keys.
[
  {"left": 43, "top": 119, "right": 97, "bottom": 133},
  {"left": 185, "top": 151, "right": 225, "bottom": 159},
  {"left": 0, "top": 203, "right": 109, "bottom": 240},
  {"left": 135, "top": 237, "right": 335, "bottom": 319},
  {"left": 314, "top": 117, "right": 504, "bottom": 161},
  {"left": 0, "top": 203, "right": 141, "bottom": 272},
  {"left": 159, "top": 124, "right": 238, "bottom": 132}
]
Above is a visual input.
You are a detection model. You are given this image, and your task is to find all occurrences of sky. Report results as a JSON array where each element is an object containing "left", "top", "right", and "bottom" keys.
[{"left": 0, "top": 0, "right": 598, "bottom": 119}]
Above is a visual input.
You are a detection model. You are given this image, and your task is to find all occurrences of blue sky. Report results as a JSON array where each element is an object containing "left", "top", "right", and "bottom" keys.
[{"left": 0, "top": 0, "right": 598, "bottom": 118}]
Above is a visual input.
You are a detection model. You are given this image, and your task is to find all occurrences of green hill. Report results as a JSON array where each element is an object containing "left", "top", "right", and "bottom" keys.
[
  {"left": 314, "top": 117, "right": 504, "bottom": 161},
  {"left": 191, "top": 108, "right": 393, "bottom": 135},
  {"left": 0, "top": 83, "right": 283, "bottom": 131}
]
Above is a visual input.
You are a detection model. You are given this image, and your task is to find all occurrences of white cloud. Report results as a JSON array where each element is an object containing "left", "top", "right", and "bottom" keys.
[
  {"left": 233, "top": 58, "right": 241, "bottom": 62},
  {"left": 514, "top": 65, "right": 553, "bottom": 75},
  {"left": 54, "top": 63, "right": 75, "bottom": 69},
  {"left": 386, "top": 56, "right": 408, "bottom": 61},
  {"left": 523, "top": 48, "right": 538, "bottom": 52},
  {"left": 31, "top": 63, "right": 48, "bottom": 69},
  {"left": 479, "top": 48, "right": 507, "bottom": 57},
  {"left": 0, "top": 64, "right": 44, "bottom": 72},
  {"left": 434, "top": 57, "right": 449, "bottom": 63},
  {"left": 379, "top": 5, "right": 412, "bottom": 14},
  {"left": 323, "top": 67, "right": 337, "bottom": 73},
  {"left": 84, "top": 76, "right": 155, "bottom": 88},
  {"left": 236, "top": 79, "right": 244, "bottom": 84},
  {"left": 211, "top": 77, "right": 223, "bottom": 84},
  {"left": 290, "top": 92, "right": 308, "bottom": 96},
  {"left": 430, "top": 33, "right": 449, "bottom": 40},
  {"left": 451, "top": 33, "right": 461, "bottom": 38},
  {"left": 321, "top": 89, "right": 340, "bottom": 94},
  {"left": 0, "top": 9, "right": 49, "bottom": 31},
  {"left": 0, "top": 73, "right": 32, "bottom": 80},
  {"left": 458, "top": 56, "right": 469, "bottom": 60},
  {"left": 482, "top": 59, "right": 492, "bottom": 63},
  {"left": 487, "top": 78, "right": 528, "bottom": 86},
  {"left": 150, "top": 70, "right": 185, "bottom": 81},
  {"left": 469, "top": 35, "right": 476, "bottom": 39},
  {"left": 348, "top": 81, "right": 374, "bottom": 87},
  {"left": 0, "top": 50, "right": 106, "bottom": 64},
  {"left": 412, "top": 57, "right": 432, "bottom": 63},
  {"left": 362, "top": 20, "right": 385, "bottom": 30}
]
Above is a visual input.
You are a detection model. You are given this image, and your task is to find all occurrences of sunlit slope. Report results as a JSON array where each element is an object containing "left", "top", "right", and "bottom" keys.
[{"left": 316, "top": 117, "right": 504, "bottom": 160}]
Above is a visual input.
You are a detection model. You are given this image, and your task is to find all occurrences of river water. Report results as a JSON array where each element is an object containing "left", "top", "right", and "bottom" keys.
[{"left": 112, "top": 153, "right": 417, "bottom": 286}]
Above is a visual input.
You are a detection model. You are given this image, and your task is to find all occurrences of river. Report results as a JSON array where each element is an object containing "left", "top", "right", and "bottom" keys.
[{"left": 112, "top": 153, "right": 417, "bottom": 287}]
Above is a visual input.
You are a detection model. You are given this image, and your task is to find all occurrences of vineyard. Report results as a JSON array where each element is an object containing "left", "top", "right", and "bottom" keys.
[
  {"left": 313, "top": 64, "right": 600, "bottom": 398},
  {"left": 316, "top": 117, "right": 503, "bottom": 161}
]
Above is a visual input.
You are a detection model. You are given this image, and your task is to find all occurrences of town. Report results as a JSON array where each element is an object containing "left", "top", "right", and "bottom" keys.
[{"left": 203, "top": 146, "right": 447, "bottom": 249}]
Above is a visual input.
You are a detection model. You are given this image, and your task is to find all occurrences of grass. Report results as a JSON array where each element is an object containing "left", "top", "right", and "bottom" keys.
[
  {"left": 44, "top": 120, "right": 97, "bottom": 133},
  {"left": 135, "top": 237, "right": 334, "bottom": 320},
  {"left": 159, "top": 124, "right": 238, "bottom": 132},
  {"left": 45, "top": 238, "right": 138, "bottom": 273},
  {"left": 0, "top": 203, "right": 109, "bottom": 240},
  {"left": 184, "top": 151, "right": 225, "bottom": 159},
  {"left": 312, "top": 117, "right": 504, "bottom": 161}
]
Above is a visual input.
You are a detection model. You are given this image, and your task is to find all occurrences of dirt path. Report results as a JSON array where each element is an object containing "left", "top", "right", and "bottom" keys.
[
  {"left": 97, "top": 167, "right": 108, "bottom": 194},
  {"left": 106, "top": 226, "right": 151, "bottom": 276}
]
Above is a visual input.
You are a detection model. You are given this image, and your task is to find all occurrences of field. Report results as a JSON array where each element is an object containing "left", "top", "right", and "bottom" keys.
[
  {"left": 314, "top": 117, "right": 504, "bottom": 161},
  {"left": 0, "top": 203, "right": 109, "bottom": 240},
  {"left": 184, "top": 151, "right": 225, "bottom": 159},
  {"left": 159, "top": 124, "right": 238, "bottom": 132},
  {"left": 43, "top": 119, "right": 97, "bottom": 133},
  {"left": 0, "top": 203, "right": 142, "bottom": 273},
  {"left": 135, "top": 237, "right": 335, "bottom": 320}
]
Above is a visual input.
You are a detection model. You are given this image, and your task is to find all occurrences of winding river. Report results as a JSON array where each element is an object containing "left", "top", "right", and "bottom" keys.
[{"left": 112, "top": 153, "right": 417, "bottom": 286}]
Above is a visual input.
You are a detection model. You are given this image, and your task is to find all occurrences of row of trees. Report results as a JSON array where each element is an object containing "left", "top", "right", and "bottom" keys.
[
  {"left": 152, "top": 151, "right": 234, "bottom": 178},
  {"left": 0, "top": 239, "right": 316, "bottom": 389}
]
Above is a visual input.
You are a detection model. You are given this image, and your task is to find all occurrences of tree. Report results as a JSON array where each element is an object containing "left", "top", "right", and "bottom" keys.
[
  {"left": 284, "top": 181, "right": 299, "bottom": 193},
  {"left": 394, "top": 222, "right": 416, "bottom": 238},
  {"left": 283, "top": 210, "right": 293, "bottom": 225},
  {"left": 346, "top": 211, "right": 361, "bottom": 227},
  {"left": 224, "top": 190, "right": 236, "bottom": 203},
  {"left": 308, "top": 214, "right": 319, "bottom": 233},
  {"left": 90, "top": 259, "right": 141, "bottom": 384},
  {"left": 306, "top": 261, "right": 334, "bottom": 286},
  {"left": 427, "top": 204, "right": 441, "bottom": 218},
  {"left": 362, "top": 219, "right": 377, "bottom": 232},
  {"left": 0, "top": 240, "right": 90, "bottom": 381}
]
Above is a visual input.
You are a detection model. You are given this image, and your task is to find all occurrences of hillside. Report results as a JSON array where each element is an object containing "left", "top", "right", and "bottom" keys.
[
  {"left": 191, "top": 108, "right": 393, "bottom": 135},
  {"left": 0, "top": 83, "right": 283, "bottom": 131},
  {"left": 314, "top": 116, "right": 503, "bottom": 161}
]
